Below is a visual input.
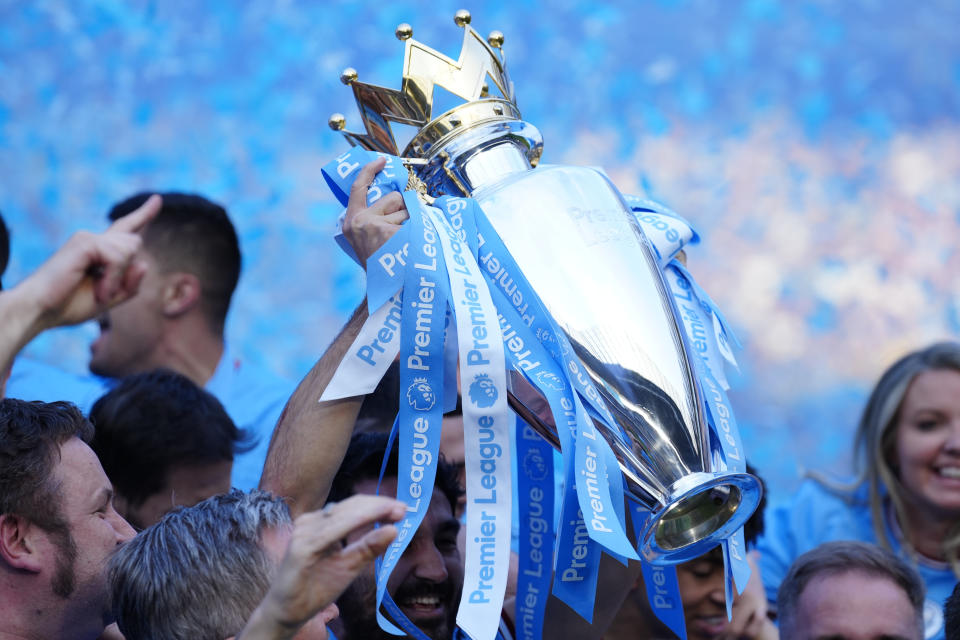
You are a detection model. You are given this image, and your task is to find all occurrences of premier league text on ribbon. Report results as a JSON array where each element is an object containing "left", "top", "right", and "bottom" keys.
[
  {"left": 515, "top": 421, "right": 554, "bottom": 640},
  {"left": 424, "top": 204, "right": 512, "bottom": 640},
  {"left": 355, "top": 297, "right": 403, "bottom": 367},
  {"left": 322, "top": 14, "right": 766, "bottom": 637},
  {"left": 442, "top": 212, "right": 505, "bottom": 602}
]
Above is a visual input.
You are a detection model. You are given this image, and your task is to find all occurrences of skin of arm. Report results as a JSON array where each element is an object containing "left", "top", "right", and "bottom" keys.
[
  {"left": 235, "top": 495, "right": 406, "bottom": 640},
  {"left": 0, "top": 195, "right": 161, "bottom": 394},
  {"left": 258, "top": 302, "right": 370, "bottom": 516},
  {"left": 258, "top": 157, "right": 408, "bottom": 517}
]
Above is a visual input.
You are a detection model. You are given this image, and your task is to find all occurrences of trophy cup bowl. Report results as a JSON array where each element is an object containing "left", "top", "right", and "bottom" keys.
[{"left": 414, "top": 119, "right": 762, "bottom": 564}]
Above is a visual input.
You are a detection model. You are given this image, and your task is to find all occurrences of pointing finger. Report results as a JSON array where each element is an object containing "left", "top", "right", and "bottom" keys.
[{"left": 109, "top": 194, "right": 162, "bottom": 235}]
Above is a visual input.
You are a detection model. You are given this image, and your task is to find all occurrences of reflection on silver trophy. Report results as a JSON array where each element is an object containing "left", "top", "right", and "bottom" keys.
[{"left": 330, "top": 9, "right": 761, "bottom": 564}]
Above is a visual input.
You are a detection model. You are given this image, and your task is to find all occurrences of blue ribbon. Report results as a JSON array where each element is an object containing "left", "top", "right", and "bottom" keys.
[
  {"left": 322, "top": 149, "right": 408, "bottom": 271},
  {"left": 661, "top": 258, "right": 751, "bottom": 619},
  {"left": 373, "top": 420, "right": 432, "bottom": 640},
  {"left": 374, "top": 193, "right": 452, "bottom": 636},
  {"left": 631, "top": 501, "right": 687, "bottom": 640},
  {"left": 514, "top": 419, "right": 555, "bottom": 640},
  {"left": 626, "top": 197, "right": 700, "bottom": 268},
  {"left": 323, "top": 150, "right": 452, "bottom": 638},
  {"left": 323, "top": 148, "right": 752, "bottom": 635},
  {"left": 461, "top": 200, "right": 640, "bottom": 620}
]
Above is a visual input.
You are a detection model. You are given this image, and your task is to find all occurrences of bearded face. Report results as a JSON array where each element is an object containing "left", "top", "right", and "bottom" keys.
[{"left": 337, "top": 477, "right": 463, "bottom": 640}]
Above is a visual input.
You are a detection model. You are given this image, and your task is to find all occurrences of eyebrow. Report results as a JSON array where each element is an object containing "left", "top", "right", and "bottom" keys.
[{"left": 92, "top": 486, "right": 114, "bottom": 508}]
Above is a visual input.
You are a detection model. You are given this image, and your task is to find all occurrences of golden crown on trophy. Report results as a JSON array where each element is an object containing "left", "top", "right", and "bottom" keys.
[{"left": 328, "top": 9, "right": 523, "bottom": 161}]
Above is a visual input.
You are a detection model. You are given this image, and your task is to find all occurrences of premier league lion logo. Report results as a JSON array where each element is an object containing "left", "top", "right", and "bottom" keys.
[
  {"left": 522, "top": 448, "right": 549, "bottom": 482},
  {"left": 535, "top": 370, "right": 565, "bottom": 391},
  {"left": 468, "top": 373, "right": 498, "bottom": 408},
  {"left": 405, "top": 377, "right": 436, "bottom": 411}
]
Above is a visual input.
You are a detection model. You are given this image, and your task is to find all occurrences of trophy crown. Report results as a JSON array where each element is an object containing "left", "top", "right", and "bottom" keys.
[{"left": 329, "top": 9, "right": 518, "bottom": 159}]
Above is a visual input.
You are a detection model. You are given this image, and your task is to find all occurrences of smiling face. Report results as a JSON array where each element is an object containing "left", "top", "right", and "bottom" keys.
[
  {"left": 337, "top": 476, "right": 462, "bottom": 640},
  {"left": 88, "top": 249, "right": 166, "bottom": 378},
  {"left": 675, "top": 547, "right": 727, "bottom": 640},
  {"left": 48, "top": 438, "right": 136, "bottom": 636},
  {"left": 892, "top": 368, "right": 960, "bottom": 519}
]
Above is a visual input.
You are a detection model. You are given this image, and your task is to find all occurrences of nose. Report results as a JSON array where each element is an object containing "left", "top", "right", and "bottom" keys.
[
  {"left": 112, "top": 510, "right": 137, "bottom": 543},
  {"left": 708, "top": 584, "right": 726, "bottom": 606},
  {"left": 407, "top": 538, "right": 450, "bottom": 583},
  {"left": 946, "top": 419, "right": 960, "bottom": 453}
]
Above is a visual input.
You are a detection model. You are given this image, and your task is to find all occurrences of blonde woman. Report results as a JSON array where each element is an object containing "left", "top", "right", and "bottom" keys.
[{"left": 758, "top": 342, "right": 960, "bottom": 640}]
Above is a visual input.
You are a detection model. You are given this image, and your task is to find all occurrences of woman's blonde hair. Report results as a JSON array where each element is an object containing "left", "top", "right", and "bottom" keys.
[{"left": 849, "top": 341, "right": 960, "bottom": 575}]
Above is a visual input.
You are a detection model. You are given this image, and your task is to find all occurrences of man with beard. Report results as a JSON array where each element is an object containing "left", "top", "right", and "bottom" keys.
[
  {"left": 0, "top": 399, "right": 136, "bottom": 640},
  {"left": 324, "top": 433, "right": 479, "bottom": 640},
  {"left": 0, "top": 198, "right": 159, "bottom": 637}
]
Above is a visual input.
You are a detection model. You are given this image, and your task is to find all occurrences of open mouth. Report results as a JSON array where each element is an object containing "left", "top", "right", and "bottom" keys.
[
  {"left": 690, "top": 615, "right": 727, "bottom": 636},
  {"left": 90, "top": 315, "right": 111, "bottom": 356},
  {"left": 398, "top": 593, "right": 445, "bottom": 618},
  {"left": 936, "top": 466, "right": 960, "bottom": 479},
  {"left": 393, "top": 582, "right": 452, "bottom": 620},
  {"left": 402, "top": 595, "right": 442, "bottom": 611}
]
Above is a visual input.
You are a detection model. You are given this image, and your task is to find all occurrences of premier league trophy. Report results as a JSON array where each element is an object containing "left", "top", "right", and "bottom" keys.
[{"left": 323, "top": 9, "right": 761, "bottom": 639}]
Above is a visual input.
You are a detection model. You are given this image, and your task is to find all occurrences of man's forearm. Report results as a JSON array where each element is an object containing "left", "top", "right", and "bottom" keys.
[
  {"left": 259, "top": 302, "right": 369, "bottom": 517},
  {"left": 0, "top": 286, "right": 48, "bottom": 384}
]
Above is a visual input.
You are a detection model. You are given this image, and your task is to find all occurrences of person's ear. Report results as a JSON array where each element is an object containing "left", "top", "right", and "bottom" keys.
[
  {"left": 0, "top": 514, "right": 44, "bottom": 573},
  {"left": 161, "top": 272, "right": 201, "bottom": 317}
]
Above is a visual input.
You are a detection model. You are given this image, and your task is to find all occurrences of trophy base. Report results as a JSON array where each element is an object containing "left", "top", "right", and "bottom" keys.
[{"left": 638, "top": 471, "right": 762, "bottom": 565}]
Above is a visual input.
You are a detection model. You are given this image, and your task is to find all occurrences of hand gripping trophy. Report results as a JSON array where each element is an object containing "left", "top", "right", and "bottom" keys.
[{"left": 321, "top": 9, "right": 762, "bottom": 640}]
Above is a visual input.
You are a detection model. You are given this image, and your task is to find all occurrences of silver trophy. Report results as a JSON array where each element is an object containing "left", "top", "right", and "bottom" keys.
[{"left": 330, "top": 10, "right": 761, "bottom": 564}]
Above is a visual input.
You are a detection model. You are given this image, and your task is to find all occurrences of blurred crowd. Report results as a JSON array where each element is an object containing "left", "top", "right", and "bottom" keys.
[{"left": 1, "top": 158, "right": 959, "bottom": 640}]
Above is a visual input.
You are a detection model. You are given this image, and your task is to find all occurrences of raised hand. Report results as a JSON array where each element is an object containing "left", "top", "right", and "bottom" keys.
[
  {"left": 237, "top": 494, "right": 405, "bottom": 640},
  {"left": 341, "top": 157, "right": 409, "bottom": 267},
  {"left": 0, "top": 195, "right": 161, "bottom": 389},
  {"left": 16, "top": 194, "right": 161, "bottom": 330}
]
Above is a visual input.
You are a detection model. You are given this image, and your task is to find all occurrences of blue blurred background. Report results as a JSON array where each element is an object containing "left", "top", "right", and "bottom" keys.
[{"left": 1, "top": 0, "right": 958, "bottom": 501}]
